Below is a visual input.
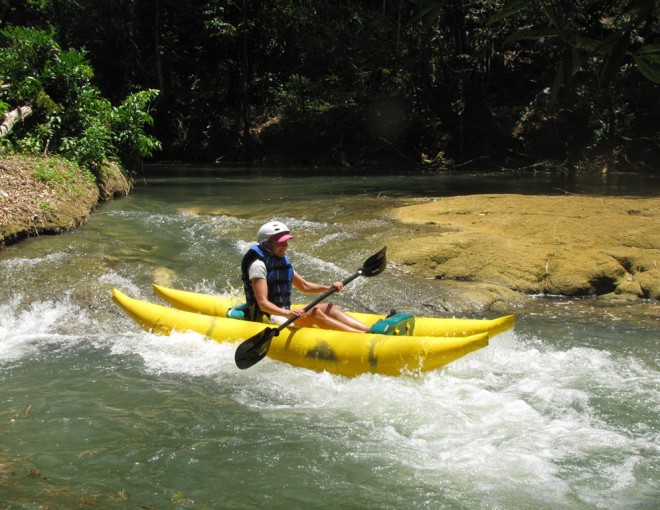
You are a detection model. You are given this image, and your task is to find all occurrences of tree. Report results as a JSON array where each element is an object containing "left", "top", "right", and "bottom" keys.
[
  {"left": 489, "top": 0, "right": 660, "bottom": 170},
  {"left": 3, "top": 0, "right": 657, "bottom": 170}
]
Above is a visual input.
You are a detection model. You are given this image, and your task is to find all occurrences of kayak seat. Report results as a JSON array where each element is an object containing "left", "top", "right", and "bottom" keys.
[
  {"left": 227, "top": 303, "right": 250, "bottom": 320},
  {"left": 368, "top": 313, "right": 415, "bottom": 336}
]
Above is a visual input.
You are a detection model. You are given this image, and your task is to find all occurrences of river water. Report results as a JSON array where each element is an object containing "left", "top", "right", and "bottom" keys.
[{"left": 1, "top": 165, "right": 658, "bottom": 509}]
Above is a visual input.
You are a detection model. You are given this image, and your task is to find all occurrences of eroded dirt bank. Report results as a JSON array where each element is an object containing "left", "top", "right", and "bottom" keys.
[
  {"left": 0, "top": 155, "right": 131, "bottom": 247},
  {"left": 387, "top": 194, "right": 659, "bottom": 305}
]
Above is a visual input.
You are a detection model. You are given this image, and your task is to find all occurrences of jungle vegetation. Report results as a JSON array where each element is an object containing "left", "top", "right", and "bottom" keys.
[{"left": 1, "top": 0, "right": 658, "bottom": 173}]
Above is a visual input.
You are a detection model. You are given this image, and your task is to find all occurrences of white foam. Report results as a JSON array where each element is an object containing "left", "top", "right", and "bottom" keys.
[
  {"left": 106, "top": 329, "right": 236, "bottom": 378},
  {"left": 0, "top": 251, "right": 70, "bottom": 269},
  {"left": 1, "top": 290, "right": 657, "bottom": 508},
  {"left": 0, "top": 295, "right": 89, "bottom": 362},
  {"left": 99, "top": 271, "right": 143, "bottom": 298},
  {"left": 201, "top": 329, "right": 658, "bottom": 506}
]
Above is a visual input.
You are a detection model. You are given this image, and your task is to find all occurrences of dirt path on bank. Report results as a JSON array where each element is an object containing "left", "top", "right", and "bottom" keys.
[{"left": 387, "top": 194, "right": 659, "bottom": 303}]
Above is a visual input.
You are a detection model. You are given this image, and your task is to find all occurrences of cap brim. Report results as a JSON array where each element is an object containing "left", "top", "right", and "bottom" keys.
[{"left": 270, "top": 232, "right": 293, "bottom": 243}]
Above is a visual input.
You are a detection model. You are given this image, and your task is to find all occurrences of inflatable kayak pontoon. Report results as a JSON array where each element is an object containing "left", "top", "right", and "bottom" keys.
[{"left": 112, "top": 285, "right": 514, "bottom": 377}]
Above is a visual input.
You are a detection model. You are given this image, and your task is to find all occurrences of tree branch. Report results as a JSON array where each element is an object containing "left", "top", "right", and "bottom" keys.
[{"left": 0, "top": 105, "right": 33, "bottom": 138}]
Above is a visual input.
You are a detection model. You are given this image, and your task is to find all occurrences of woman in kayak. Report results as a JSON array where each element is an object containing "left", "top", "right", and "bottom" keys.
[{"left": 241, "top": 221, "right": 370, "bottom": 332}]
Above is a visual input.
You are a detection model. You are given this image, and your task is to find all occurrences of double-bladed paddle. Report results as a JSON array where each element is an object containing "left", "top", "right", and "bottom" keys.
[{"left": 234, "top": 246, "right": 387, "bottom": 370}]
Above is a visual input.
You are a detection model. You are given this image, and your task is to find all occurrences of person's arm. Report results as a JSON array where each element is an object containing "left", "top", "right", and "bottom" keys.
[
  {"left": 248, "top": 259, "right": 297, "bottom": 318},
  {"left": 292, "top": 271, "right": 344, "bottom": 294},
  {"left": 252, "top": 277, "right": 299, "bottom": 318}
]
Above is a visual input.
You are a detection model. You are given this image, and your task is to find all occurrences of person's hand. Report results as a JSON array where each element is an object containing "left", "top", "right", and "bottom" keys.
[
  {"left": 289, "top": 308, "right": 306, "bottom": 318},
  {"left": 332, "top": 281, "right": 344, "bottom": 293}
]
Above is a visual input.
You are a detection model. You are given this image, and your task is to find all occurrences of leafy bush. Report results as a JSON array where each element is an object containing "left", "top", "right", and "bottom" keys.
[
  {"left": 111, "top": 89, "right": 162, "bottom": 168},
  {"left": 0, "top": 26, "right": 160, "bottom": 171}
]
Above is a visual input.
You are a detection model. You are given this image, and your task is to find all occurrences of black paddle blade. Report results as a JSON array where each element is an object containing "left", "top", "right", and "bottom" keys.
[
  {"left": 235, "top": 328, "right": 278, "bottom": 369},
  {"left": 361, "top": 246, "right": 387, "bottom": 277}
]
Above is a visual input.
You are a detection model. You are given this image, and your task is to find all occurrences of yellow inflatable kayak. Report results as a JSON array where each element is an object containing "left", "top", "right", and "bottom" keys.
[
  {"left": 152, "top": 284, "right": 515, "bottom": 338},
  {"left": 112, "top": 286, "right": 514, "bottom": 377}
]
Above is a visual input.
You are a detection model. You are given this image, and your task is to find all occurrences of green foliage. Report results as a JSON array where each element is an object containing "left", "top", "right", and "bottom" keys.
[
  {"left": 633, "top": 43, "right": 660, "bottom": 83},
  {"left": 111, "top": 89, "right": 162, "bottom": 166},
  {"left": 0, "top": 25, "right": 160, "bottom": 171},
  {"left": 489, "top": 0, "right": 660, "bottom": 100},
  {"left": 2, "top": 0, "right": 656, "bottom": 170},
  {"left": 0, "top": 98, "right": 9, "bottom": 112},
  {"left": 486, "top": 0, "right": 659, "bottom": 166}
]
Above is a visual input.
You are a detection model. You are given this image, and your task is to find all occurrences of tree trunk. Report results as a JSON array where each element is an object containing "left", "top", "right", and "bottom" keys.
[
  {"left": 238, "top": 0, "right": 251, "bottom": 160},
  {"left": 0, "top": 106, "right": 32, "bottom": 138},
  {"left": 153, "top": 0, "right": 165, "bottom": 94}
]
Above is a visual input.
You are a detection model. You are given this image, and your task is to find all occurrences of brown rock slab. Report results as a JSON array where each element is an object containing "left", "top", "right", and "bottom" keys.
[{"left": 389, "top": 194, "right": 659, "bottom": 301}]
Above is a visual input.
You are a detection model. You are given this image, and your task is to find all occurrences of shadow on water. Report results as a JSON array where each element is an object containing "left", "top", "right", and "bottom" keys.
[{"left": 139, "top": 162, "right": 660, "bottom": 197}]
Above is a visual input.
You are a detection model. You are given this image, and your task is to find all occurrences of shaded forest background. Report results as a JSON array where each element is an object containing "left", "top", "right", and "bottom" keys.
[{"left": 1, "top": 0, "right": 659, "bottom": 172}]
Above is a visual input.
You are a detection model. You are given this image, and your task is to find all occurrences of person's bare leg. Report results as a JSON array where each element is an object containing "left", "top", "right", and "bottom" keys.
[
  {"left": 293, "top": 305, "right": 367, "bottom": 333},
  {"left": 313, "top": 303, "right": 369, "bottom": 332}
]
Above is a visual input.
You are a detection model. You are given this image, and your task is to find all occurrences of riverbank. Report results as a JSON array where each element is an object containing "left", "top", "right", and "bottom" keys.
[
  {"left": 0, "top": 155, "right": 131, "bottom": 247},
  {"left": 1, "top": 156, "right": 658, "bottom": 307}
]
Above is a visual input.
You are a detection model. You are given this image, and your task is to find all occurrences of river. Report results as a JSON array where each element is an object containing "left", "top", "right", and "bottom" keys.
[{"left": 1, "top": 165, "right": 658, "bottom": 508}]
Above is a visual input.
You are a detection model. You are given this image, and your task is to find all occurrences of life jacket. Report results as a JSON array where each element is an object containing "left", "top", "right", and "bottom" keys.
[{"left": 241, "top": 244, "right": 293, "bottom": 322}]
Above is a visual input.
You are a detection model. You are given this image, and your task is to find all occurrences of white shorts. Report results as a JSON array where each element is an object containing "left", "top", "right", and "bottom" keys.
[{"left": 269, "top": 314, "right": 288, "bottom": 325}]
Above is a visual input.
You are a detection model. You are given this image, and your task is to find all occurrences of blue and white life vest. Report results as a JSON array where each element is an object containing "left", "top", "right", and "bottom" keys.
[{"left": 241, "top": 244, "right": 294, "bottom": 321}]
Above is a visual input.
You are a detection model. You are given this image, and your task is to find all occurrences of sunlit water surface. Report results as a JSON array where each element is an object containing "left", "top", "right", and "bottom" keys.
[{"left": 1, "top": 166, "right": 658, "bottom": 508}]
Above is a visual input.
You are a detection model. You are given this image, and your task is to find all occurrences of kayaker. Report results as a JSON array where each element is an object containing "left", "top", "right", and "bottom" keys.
[{"left": 241, "top": 221, "right": 370, "bottom": 333}]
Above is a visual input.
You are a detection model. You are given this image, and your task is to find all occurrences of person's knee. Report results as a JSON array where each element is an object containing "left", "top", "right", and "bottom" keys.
[
  {"left": 310, "top": 308, "right": 328, "bottom": 320},
  {"left": 321, "top": 303, "right": 340, "bottom": 316}
]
